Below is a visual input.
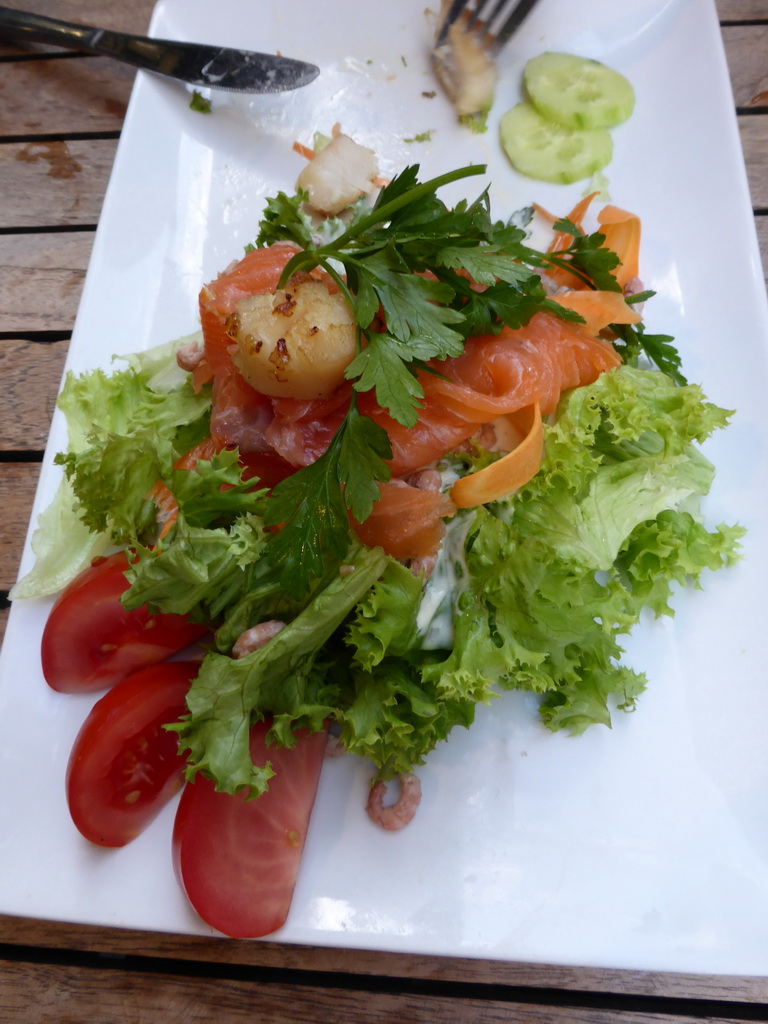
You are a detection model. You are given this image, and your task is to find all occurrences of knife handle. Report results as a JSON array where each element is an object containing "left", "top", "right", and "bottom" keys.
[
  {"left": 0, "top": 5, "right": 172, "bottom": 74},
  {"left": 0, "top": 4, "right": 320, "bottom": 93},
  {"left": 0, "top": 6, "right": 101, "bottom": 51}
]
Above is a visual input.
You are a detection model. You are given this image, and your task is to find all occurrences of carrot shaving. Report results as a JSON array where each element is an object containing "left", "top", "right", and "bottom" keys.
[
  {"left": 548, "top": 290, "right": 641, "bottom": 334},
  {"left": 450, "top": 404, "right": 544, "bottom": 508},
  {"left": 597, "top": 205, "right": 641, "bottom": 288},
  {"left": 292, "top": 140, "right": 315, "bottom": 161},
  {"left": 531, "top": 201, "right": 556, "bottom": 225},
  {"left": 331, "top": 122, "right": 342, "bottom": 137}
]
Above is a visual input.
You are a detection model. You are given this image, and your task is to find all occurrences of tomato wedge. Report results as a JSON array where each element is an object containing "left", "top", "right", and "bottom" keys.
[
  {"left": 66, "top": 661, "right": 198, "bottom": 847},
  {"left": 173, "top": 721, "right": 328, "bottom": 938},
  {"left": 42, "top": 551, "right": 207, "bottom": 693}
]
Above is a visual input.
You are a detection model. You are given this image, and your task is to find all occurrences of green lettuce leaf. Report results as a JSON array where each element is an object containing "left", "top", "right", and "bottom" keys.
[
  {"left": 616, "top": 509, "right": 744, "bottom": 617},
  {"left": 172, "top": 544, "right": 388, "bottom": 796},
  {"left": 418, "top": 366, "right": 743, "bottom": 735},
  {"left": 124, "top": 513, "right": 269, "bottom": 624},
  {"left": 346, "top": 558, "right": 423, "bottom": 670},
  {"left": 12, "top": 340, "right": 211, "bottom": 598},
  {"left": 8, "top": 476, "right": 110, "bottom": 600},
  {"left": 122, "top": 450, "right": 273, "bottom": 623},
  {"left": 336, "top": 656, "right": 479, "bottom": 778}
]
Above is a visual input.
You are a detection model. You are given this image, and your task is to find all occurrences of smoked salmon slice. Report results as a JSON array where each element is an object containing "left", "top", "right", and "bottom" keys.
[
  {"left": 349, "top": 480, "right": 455, "bottom": 562},
  {"left": 363, "top": 313, "right": 621, "bottom": 477}
]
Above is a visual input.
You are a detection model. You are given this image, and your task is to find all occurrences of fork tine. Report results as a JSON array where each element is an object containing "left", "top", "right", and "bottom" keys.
[
  {"left": 435, "top": 0, "right": 539, "bottom": 53},
  {"left": 434, "top": 0, "right": 470, "bottom": 48},
  {"left": 465, "top": 0, "right": 495, "bottom": 30},
  {"left": 492, "top": 0, "right": 540, "bottom": 50},
  {"left": 466, "top": 0, "right": 506, "bottom": 31}
]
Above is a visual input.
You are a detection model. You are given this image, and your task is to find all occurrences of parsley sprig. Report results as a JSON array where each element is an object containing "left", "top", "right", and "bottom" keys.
[
  {"left": 260, "top": 164, "right": 560, "bottom": 427},
  {"left": 263, "top": 397, "right": 392, "bottom": 599},
  {"left": 253, "top": 163, "right": 683, "bottom": 595},
  {"left": 531, "top": 218, "right": 686, "bottom": 382}
]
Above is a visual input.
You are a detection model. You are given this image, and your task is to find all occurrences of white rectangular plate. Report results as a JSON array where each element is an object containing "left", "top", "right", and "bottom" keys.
[{"left": 2, "top": 0, "right": 768, "bottom": 975}]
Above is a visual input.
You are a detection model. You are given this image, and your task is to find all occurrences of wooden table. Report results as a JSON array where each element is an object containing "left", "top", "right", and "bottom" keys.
[{"left": 1, "top": 2, "right": 767, "bottom": 1020}]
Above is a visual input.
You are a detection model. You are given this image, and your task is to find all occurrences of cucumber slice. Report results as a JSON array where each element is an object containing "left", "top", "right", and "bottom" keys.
[
  {"left": 499, "top": 102, "right": 613, "bottom": 184},
  {"left": 524, "top": 52, "right": 635, "bottom": 130}
]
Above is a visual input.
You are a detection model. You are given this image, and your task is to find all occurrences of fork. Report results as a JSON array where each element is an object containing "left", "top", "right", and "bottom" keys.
[{"left": 434, "top": 0, "right": 540, "bottom": 53}]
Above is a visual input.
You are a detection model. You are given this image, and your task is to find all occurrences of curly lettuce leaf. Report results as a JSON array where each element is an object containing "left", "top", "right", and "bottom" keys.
[
  {"left": 346, "top": 558, "right": 423, "bottom": 670},
  {"left": 616, "top": 509, "right": 745, "bottom": 617},
  {"left": 336, "top": 656, "right": 479, "bottom": 778},
  {"left": 124, "top": 513, "right": 268, "bottom": 624},
  {"left": 172, "top": 545, "right": 388, "bottom": 797},
  {"left": 8, "top": 476, "right": 110, "bottom": 600},
  {"left": 11, "top": 341, "right": 210, "bottom": 598},
  {"left": 121, "top": 450, "right": 274, "bottom": 624},
  {"left": 418, "top": 366, "right": 742, "bottom": 736}
]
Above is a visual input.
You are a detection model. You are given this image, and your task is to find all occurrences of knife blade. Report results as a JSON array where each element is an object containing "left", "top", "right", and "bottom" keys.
[{"left": 0, "top": 5, "right": 320, "bottom": 93}]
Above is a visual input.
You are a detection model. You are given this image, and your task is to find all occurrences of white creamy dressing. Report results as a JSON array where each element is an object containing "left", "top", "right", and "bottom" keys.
[
  {"left": 416, "top": 468, "right": 475, "bottom": 649},
  {"left": 415, "top": 425, "right": 522, "bottom": 649}
]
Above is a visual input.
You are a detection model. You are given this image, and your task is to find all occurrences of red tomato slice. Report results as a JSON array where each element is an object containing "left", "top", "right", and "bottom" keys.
[
  {"left": 173, "top": 721, "right": 328, "bottom": 938},
  {"left": 66, "top": 661, "right": 198, "bottom": 847},
  {"left": 41, "top": 551, "right": 207, "bottom": 693}
]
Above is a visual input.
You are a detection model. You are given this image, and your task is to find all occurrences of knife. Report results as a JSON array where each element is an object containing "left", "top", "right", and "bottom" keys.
[{"left": 0, "top": 5, "right": 320, "bottom": 93}]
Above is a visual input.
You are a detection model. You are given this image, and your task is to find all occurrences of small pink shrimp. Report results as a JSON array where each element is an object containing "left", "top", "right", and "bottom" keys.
[
  {"left": 324, "top": 733, "right": 347, "bottom": 759},
  {"left": 176, "top": 342, "right": 206, "bottom": 373},
  {"left": 366, "top": 773, "right": 422, "bottom": 831},
  {"left": 232, "top": 620, "right": 285, "bottom": 659},
  {"left": 405, "top": 468, "right": 442, "bottom": 492},
  {"left": 409, "top": 554, "right": 438, "bottom": 579},
  {"left": 623, "top": 276, "right": 646, "bottom": 315}
]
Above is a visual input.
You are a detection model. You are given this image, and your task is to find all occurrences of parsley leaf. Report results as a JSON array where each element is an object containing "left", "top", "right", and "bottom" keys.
[
  {"left": 435, "top": 245, "right": 534, "bottom": 288},
  {"left": 537, "top": 219, "right": 622, "bottom": 291},
  {"left": 345, "top": 333, "right": 425, "bottom": 426},
  {"left": 361, "top": 250, "right": 465, "bottom": 358},
  {"left": 255, "top": 190, "right": 314, "bottom": 249},
  {"left": 264, "top": 400, "right": 391, "bottom": 598},
  {"left": 338, "top": 402, "right": 393, "bottom": 521},
  {"left": 189, "top": 90, "right": 212, "bottom": 113},
  {"left": 263, "top": 437, "right": 350, "bottom": 600},
  {"left": 611, "top": 320, "right": 687, "bottom": 385}
]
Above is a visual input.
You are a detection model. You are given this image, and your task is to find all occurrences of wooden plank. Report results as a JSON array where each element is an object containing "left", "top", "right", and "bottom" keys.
[
  {"left": 0, "top": 339, "right": 68, "bottom": 450},
  {"left": 0, "top": 233, "right": 93, "bottom": 332},
  {"left": 723, "top": 26, "right": 768, "bottom": 107},
  {"left": 717, "top": 0, "right": 768, "bottom": 18},
  {"left": 739, "top": 115, "right": 768, "bottom": 209},
  {"left": 0, "top": 2, "right": 153, "bottom": 57},
  {"left": 0, "top": 463, "right": 39, "bottom": 591},
  {"left": 0, "top": 913, "right": 764, "bottom": 1007},
  {"left": 0, "top": 958, "right": 749, "bottom": 1024},
  {"left": 758, "top": 214, "right": 768, "bottom": 278},
  {"left": 0, "top": 138, "right": 116, "bottom": 229},
  {"left": 0, "top": 0, "right": 763, "bottom": 41},
  {"left": 0, "top": 56, "right": 135, "bottom": 136}
]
